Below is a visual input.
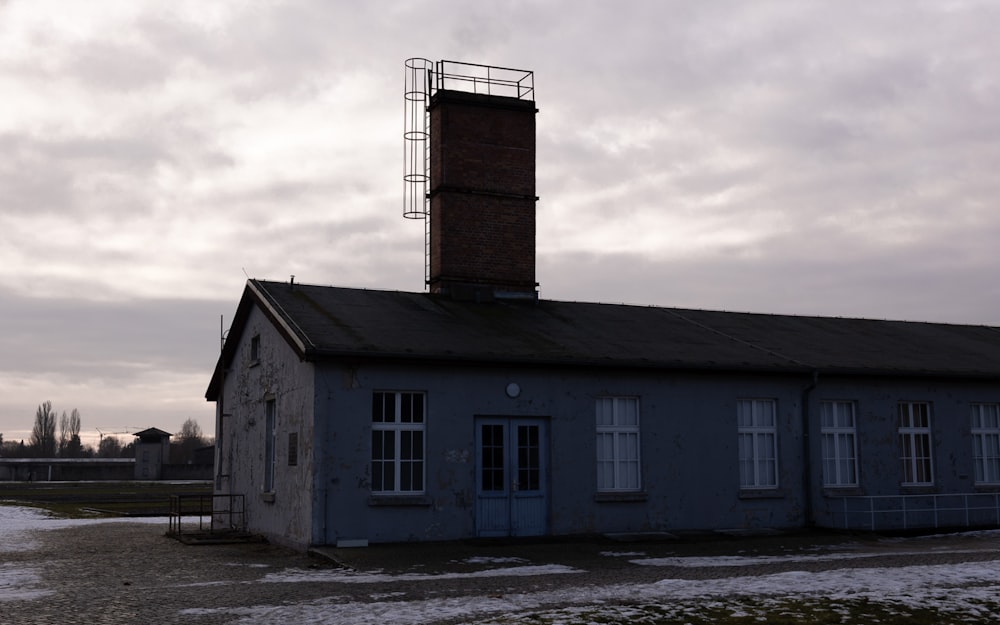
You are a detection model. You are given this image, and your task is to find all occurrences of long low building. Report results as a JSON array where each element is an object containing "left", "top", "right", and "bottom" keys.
[{"left": 206, "top": 61, "right": 1000, "bottom": 549}]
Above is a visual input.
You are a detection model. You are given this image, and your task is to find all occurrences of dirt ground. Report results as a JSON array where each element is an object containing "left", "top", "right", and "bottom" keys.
[{"left": 4, "top": 519, "right": 1000, "bottom": 624}]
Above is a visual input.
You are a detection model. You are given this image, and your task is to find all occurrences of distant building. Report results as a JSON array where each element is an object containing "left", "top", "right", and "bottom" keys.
[
  {"left": 207, "top": 61, "right": 1000, "bottom": 549},
  {"left": 0, "top": 426, "right": 213, "bottom": 482},
  {"left": 134, "top": 427, "right": 172, "bottom": 480}
]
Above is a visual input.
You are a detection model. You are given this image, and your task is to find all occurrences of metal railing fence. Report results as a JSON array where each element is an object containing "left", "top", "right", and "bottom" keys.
[{"left": 835, "top": 493, "right": 1000, "bottom": 531}]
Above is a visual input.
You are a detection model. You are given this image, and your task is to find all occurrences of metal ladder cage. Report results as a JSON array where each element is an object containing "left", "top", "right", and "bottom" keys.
[
  {"left": 403, "top": 57, "right": 432, "bottom": 221},
  {"left": 403, "top": 58, "right": 433, "bottom": 286}
]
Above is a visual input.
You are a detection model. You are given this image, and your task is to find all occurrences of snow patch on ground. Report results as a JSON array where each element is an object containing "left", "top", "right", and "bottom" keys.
[
  {"left": 0, "top": 563, "right": 53, "bottom": 602},
  {"left": 0, "top": 504, "right": 167, "bottom": 601},
  {"left": 459, "top": 556, "right": 528, "bottom": 565},
  {"left": 4, "top": 504, "right": 1000, "bottom": 624},
  {"left": 630, "top": 548, "right": 991, "bottom": 568},
  {"left": 0, "top": 505, "right": 166, "bottom": 552},
  {"left": 182, "top": 559, "right": 1000, "bottom": 625},
  {"left": 261, "top": 563, "right": 583, "bottom": 584}
]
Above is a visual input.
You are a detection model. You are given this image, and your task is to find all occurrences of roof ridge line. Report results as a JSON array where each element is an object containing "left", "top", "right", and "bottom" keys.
[
  {"left": 250, "top": 279, "right": 318, "bottom": 351},
  {"left": 663, "top": 308, "right": 812, "bottom": 369}
]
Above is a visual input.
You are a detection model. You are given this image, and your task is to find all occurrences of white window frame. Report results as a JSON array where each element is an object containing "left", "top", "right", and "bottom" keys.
[
  {"left": 898, "top": 401, "right": 934, "bottom": 486},
  {"left": 820, "top": 400, "right": 859, "bottom": 488},
  {"left": 738, "top": 399, "right": 779, "bottom": 489},
  {"left": 263, "top": 398, "right": 276, "bottom": 493},
  {"left": 596, "top": 396, "right": 641, "bottom": 492},
  {"left": 971, "top": 403, "right": 1000, "bottom": 485},
  {"left": 371, "top": 391, "right": 426, "bottom": 494},
  {"left": 250, "top": 334, "right": 261, "bottom": 364}
]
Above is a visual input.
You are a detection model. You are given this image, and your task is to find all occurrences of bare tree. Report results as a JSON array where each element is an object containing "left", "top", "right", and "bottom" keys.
[
  {"left": 58, "top": 411, "right": 70, "bottom": 455},
  {"left": 97, "top": 435, "right": 124, "bottom": 458},
  {"left": 1, "top": 439, "right": 29, "bottom": 458},
  {"left": 174, "top": 418, "right": 209, "bottom": 464},
  {"left": 178, "top": 418, "right": 204, "bottom": 441},
  {"left": 63, "top": 409, "right": 83, "bottom": 458},
  {"left": 30, "top": 401, "right": 57, "bottom": 457}
]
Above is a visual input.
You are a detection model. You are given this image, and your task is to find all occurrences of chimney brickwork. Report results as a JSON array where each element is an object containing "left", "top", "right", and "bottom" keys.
[{"left": 428, "top": 89, "right": 537, "bottom": 299}]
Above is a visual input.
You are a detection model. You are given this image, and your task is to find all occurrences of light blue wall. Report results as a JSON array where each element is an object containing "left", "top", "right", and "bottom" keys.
[
  {"left": 221, "top": 335, "right": 1000, "bottom": 545},
  {"left": 809, "top": 376, "right": 1000, "bottom": 530},
  {"left": 313, "top": 363, "right": 829, "bottom": 544}
]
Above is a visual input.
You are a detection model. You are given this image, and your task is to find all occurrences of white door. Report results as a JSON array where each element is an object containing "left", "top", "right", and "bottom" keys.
[{"left": 475, "top": 418, "right": 548, "bottom": 537}]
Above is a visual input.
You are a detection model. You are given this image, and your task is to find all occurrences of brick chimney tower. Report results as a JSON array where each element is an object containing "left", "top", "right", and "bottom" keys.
[{"left": 424, "top": 62, "right": 538, "bottom": 300}]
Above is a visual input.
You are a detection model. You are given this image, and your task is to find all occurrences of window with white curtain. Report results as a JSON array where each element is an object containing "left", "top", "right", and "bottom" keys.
[
  {"left": 738, "top": 399, "right": 778, "bottom": 489},
  {"left": 820, "top": 400, "right": 859, "bottom": 487},
  {"left": 596, "top": 397, "right": 641, "bottom": 491},
  {"left": 898, "top": 401, "right": 933, "bottom": 486},
  {"left": 971, "top": 403, "right": 1000, "bottom": 485}
]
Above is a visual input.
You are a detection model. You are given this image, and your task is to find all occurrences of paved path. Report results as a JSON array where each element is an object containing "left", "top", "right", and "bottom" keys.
[{"left": 3, "top": 519, "right": 1000, "bottom": 624}]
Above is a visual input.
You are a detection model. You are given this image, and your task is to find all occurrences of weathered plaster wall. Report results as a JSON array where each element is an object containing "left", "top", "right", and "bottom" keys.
[
  {"left": 214, "top": 305, "right": 315, "bottom": 549},
  {"left": 216, "top": 318, "right": 1000, "bottom": 546},
  {"left": 810, "top": 376, "right": 1000, "bottom": 529},
  {"left": 313, "top": 364, "right": 816, "bottom": 544}
]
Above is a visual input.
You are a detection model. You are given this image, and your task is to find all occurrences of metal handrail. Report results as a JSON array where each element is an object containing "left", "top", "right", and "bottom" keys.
[
  {"left": 835, "top": 493, "right": 1000, "bottom": 531},
  {"left": 432, "top": 60, "right": 534, "bottom": 100},
  {"left": 168, "top": 493, "right": 246, "bottom": 536}
]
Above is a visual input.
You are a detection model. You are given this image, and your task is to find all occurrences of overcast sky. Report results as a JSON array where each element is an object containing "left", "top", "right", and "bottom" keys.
[{"left": 2, "top": 0, "right": 999, "bottom": 447}]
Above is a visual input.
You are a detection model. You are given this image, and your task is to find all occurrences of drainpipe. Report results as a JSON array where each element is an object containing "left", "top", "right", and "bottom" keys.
[{"left": 801, "top": 370, "right": 820, "bottom": 527}]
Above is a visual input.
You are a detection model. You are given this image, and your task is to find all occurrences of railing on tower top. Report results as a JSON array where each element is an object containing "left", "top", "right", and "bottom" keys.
[{"left": 431, "top": 60, "right": 534, "bottom": 100}]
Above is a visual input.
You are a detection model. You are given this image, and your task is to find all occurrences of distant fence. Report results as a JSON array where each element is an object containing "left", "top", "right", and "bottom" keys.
[
  {"left": 833, "top": 493, "right": 1000, "bottom": 531},
  {"left": 161, "top": 463, "right": 213, "bottom": 480},
  {"left": 0, "top": 458, "right": 134, "bottom": 481},
  {"left": 0, "top": 459, "right": 211, "bottom": 481}
]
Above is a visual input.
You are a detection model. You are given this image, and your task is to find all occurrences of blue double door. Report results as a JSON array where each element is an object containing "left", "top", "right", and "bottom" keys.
[{"left": 475, "top": 417, "right": 549, "bottom": 537}]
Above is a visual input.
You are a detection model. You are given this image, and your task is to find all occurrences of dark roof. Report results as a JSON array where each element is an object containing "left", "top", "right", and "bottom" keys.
[
  {"left": 206, "top": 279, "right": 1000, "bottom": 399},
  {"left": 133, "top": 427, "right": 172, "bottom": 439}
]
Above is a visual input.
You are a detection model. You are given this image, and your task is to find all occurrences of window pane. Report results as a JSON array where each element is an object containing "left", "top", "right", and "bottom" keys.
[
  {"left": 987, "top": 405, "right": 1000, "bottom": 429},
  {"left": 595, "top": 398, "right": 641, "bottom": 491},
  {"left": 820, "top": 402, "right": 833, "bottom": 429},
  {"left": 972, "top": 406, "right": 1000, "bottom": 484},
  {"left": 738, "top": 433, "right": 754, "bottom": 487},
  {"left": 738, "top": 401, "right": 777, "bottom": 488},
  {"left": 400, "top": 393, "right": 412, "bottom": 423},
  {"left": 371, "top": 391, "right": 425, "bottom": 493},
  {"left": 400, "top": 392, "right": 424, "bottom": 423},
  {"left": 597, "top": 461, "right": 613, "bottom": 490},
  {"left": 401, "top": 431, "right": 413, "bottom": 460},
  {"left": 836, "top": 402, "right": 855, "bottom": 428},
  {"left": 516, "top": 426, "right": 539, "bottom": 492},
  {"left": 757, "top": 401, "right": 775, "bottom": 427},
  {"left": 618, "top": 398, "right": 638, "bottom": 426},
  {"left": 481, "top": 425, "right": 504, "bottom": 492},
  {"left": 622, "top": 460, "right": 639, "bottom": 490}
]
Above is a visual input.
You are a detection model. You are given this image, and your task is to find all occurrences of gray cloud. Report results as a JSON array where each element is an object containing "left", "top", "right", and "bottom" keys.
[{"left": 2, "top": 0, "right": 999, "bottom": 440}]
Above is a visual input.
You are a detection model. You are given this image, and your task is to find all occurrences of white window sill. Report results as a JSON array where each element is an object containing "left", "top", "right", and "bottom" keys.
[
  {"left": 738, "top": 488, "right": 784, "bottom": 499},
  {"left": 594, "top": 491, "right": 647, "bottom": 503},
  {"left": 368, "top": 495, "right": 432, "bottom": 507}
]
